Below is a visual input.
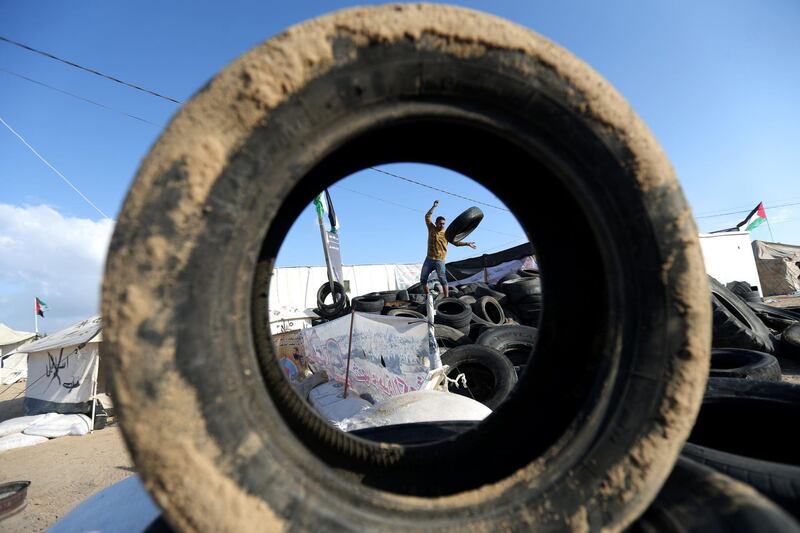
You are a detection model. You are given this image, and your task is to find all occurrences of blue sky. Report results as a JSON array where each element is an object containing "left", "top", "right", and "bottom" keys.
[{"left": 1, "top": 0, "right": 799, "bottom": 331}]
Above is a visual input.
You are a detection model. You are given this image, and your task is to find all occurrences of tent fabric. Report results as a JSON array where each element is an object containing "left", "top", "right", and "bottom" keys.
[
  {"left": 0, "top": 350, "right": 28, "bottom": 385},
  {"left": 445, "top": 242, "right": 536, "bottom": 282},
  {"left": 752, "top": 240, "right": 800, "bottom": 296},
  {"left": 20, "top": 315, "right": 101, "bottom": 353},
  {"left": 24, "top": 341, "right": 99, "bottom": 415},
  {"left": 0, "top": 323, "right": 36, "bottom": 347}
]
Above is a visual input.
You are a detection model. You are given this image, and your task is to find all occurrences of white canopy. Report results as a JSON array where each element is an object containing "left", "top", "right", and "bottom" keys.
[{"left": 0, "top": 322, "right": 36, "bottom": 347}]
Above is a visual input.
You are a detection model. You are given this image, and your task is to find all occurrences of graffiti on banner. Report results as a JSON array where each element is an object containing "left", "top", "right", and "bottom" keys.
[{"left": 301, "top": 312, "right": 431, "bottom": 402}]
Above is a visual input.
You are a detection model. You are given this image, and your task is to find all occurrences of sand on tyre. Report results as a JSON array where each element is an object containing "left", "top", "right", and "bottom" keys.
[{"left": 102, "top": 5, "right": 711, "bottom": 531}]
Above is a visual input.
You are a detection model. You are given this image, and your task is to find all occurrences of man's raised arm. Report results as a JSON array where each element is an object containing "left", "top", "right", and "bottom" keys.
[{"left": 425, "top": 200, "right": 439, "bottom": 228}]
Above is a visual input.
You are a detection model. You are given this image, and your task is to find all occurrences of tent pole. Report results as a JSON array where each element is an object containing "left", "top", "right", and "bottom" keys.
[
  {"left": 343, "top": 309, "right": 356, "bottom": 399},
  {"left": 90, "top": 354, "right": 99, "bottom": 434}
]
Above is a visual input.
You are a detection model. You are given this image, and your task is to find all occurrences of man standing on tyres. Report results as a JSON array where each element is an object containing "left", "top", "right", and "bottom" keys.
[{"left": 422, "top": 200, "right": 476, "bottom": 298}]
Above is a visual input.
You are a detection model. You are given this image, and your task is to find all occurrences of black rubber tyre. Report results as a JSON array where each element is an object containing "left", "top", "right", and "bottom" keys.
[
  {"left": 748, "top": 302, "right": 800, "bottom": 333},
  {"left": 709, "top": 277, "right": 774, "bottom": 353},
  {"left": 395, "top": 289, "right": 410, "bottom": 302},
  {"left": 726, "top": 280, "right": 762, "bottom": 303},
  {"left": 500, "top": 276, "right": 542, "bottom": 304},
  {"left": 690, "top": 378, "right": 800, "bottom": 471},
  {"left": 369, "top": 290, "right": 398, "bottom": 303},
  {"left": 434, "top": 298, "right": 472, "bottom": 331},
  {"left": 473, "top": 284, "right": 507, "bottom": 304},
  {"left": 386, "top": 308, "right": 425, "bottom": 320},
  {"left": 710, "top": 348, "right": 781, "bottom": 381},
  {"left": 476, "top": 325, "right": 538, "bottom": 367},
  {"left": 458, "top": 294, "right": 477, "bottom": 306},
  {"left": 780, "top": 323, "right": 800, "bottom": 358},
  {"left": 471, "top": 296, "right": 505, "bottom": 325},
  {"left": 434, "top": 324, "right": 471, "bottom": 349},
  {"left": 351, "top": 295, "right": 384, "bottom": 313},
  {"left": 406, "top": 282, "right": 424, "bottom": 295},
  {"left": 445, "top": 206, "right": 484, "bottom": 244},
  {"left": 499, "top": 271, "right": 520, "bottom": 283},
  {"left": 518, "top": 268, "right": 539, "bottom": 278},
  {"left": 682, "top": 442, "right": 800, "bottom": 519},
  {"left": 631, "top": 457, "right": 800, "bottom": 533},
  {"left": 441, "top": 345, "right": 517, "bottom": 410},
  {"left": 316, "top": 281, "right": 348, "bottom": 318},
  {"left": 103, "top": 5, "right": 710, "bottom": 530}
]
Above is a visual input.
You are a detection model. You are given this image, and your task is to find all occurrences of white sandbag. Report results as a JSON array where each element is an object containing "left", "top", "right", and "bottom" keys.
[
  {"left": 308, "top": 382, "right": 372, "bottom": 425},
  {"left": 0, "top": 414, "right": 44, "bottom": 438},
  {"left": 0, "top": 432, "right": 49, "bottom": 452},
  {"left": 23, "top": 413, "right": 92, "bottom": 438}
]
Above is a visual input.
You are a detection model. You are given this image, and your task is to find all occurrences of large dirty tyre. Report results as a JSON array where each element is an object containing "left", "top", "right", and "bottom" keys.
[
  {"left": 710, "top": 348, "right": 781, "bottom": 381},
  {"left": 631, "top": 457, "right": 800, "bottom": 533},
  {"left": 316, "top": 281, "right": 348, "bottom": 318},
  {"left": 445, "top": 206, "right": 484, "bottom": 244},
  {"left": 681, "top": 442, "right": 800, "bottom": 519},
  {"left": 351, "top": 295, "right": 384, "bottom": 313},
  {"left": 102, "top": 5, "right": 710, "bottom": 531},
  {"left": 471, "top": 296, "right": 505, "bottom": 325},
  {"left": 441, "top": 344, "right": 517, "bottom": 410},
  {"left": 434, "top": 324, "right": 471, "bottom": 349},
  {"left": 709, "top": 277, "right": 774, "bottom": 353}
]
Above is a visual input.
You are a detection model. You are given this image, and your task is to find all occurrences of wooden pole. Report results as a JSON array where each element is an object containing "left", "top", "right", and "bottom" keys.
[{"left": 343, "top": 308, "right": 356, "bottom": 398}]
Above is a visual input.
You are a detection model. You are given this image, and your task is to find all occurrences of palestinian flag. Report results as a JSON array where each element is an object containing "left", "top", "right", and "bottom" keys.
[
  {"left": 736, "top": 202, "right": 767, "bottom": 232},
  {"left": 314, "top": 190, "right": 340, "bottom": 233},
  {"left": 35, "top": 297, "right": 48, "bottom": 317}
]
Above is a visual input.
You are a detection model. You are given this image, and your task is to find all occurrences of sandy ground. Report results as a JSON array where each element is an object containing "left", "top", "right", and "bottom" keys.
[{"left": 0, "top": 382, "right": 135, "bottom": 532}]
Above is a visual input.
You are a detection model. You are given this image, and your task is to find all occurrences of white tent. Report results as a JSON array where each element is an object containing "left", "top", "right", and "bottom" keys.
[
  {"left": 20, "top": 316, "right": 104, "bottom": 417},
  {"left": 0, "top": 323, "right": 36, "bottom": 385},
  {"left": 268, "top": 263, "right": 422, "bottom": 332}
]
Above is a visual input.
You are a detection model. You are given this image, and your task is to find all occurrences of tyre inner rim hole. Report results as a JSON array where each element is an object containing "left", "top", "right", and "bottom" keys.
[
  {"left": 256, "top": 108, "right": 616, "bottom": 495},
  {"left": 447, "top": 363, "right": 496, "bottom": 402}
]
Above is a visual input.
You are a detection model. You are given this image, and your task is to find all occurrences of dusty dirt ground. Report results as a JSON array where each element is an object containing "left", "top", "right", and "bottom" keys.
[{"left": 0, "top": 382, "right": 135, "bottom": 532}]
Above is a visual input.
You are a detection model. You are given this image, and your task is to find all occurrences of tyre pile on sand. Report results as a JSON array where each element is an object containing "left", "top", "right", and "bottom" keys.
[{"left": 99, "top": 4, "right": 800, "bottom": 530}]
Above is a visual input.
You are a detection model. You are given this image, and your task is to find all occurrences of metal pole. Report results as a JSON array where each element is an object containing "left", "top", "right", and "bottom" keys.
[
  {"left": 765, "top": 217, "right": 776, "bottom": 242},
  {"left": 343, "top": 309, "right": 356, "bottom": 398},
  {"left": 427, "top": 294, "right": 442, "bottom": 369},
  {"left": 317, "top": 209, "right": 337, "bottom": 303},
  {"left": 34, "top": 297, "right": 38, "bottom": 335},
  {"left": 90, "top": 353, "right": 99, "bottom": 434}
]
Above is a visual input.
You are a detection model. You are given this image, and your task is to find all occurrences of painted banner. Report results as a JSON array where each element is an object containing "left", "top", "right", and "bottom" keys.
[{"left": 301, "top": 312, "right": 431, "bottom": 402}]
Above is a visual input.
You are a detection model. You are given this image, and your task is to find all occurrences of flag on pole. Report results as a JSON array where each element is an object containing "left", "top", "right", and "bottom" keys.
[
  {"left": 736, "top": 202, "right": 767, "bottom": 232},
  {"left": 314, "top": 190, "right": 340, "bottom": 233},
  {"left": 35, "top": 297, "right": 48, "bottom": 317}
]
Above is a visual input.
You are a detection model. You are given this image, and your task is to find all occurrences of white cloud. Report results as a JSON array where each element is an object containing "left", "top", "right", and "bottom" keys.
[{"left": 0, "top": 204, "right": 114, "bottom": 334}]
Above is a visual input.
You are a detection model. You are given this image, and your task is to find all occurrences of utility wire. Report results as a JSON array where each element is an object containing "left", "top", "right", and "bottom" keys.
[
  {"left": 0, "top": 68, "right": 159, "bottom": 126},
  {"left": 6, "top": 34, "right": 794, "bottom": 226},
  {"left": 0, "top": 115, "right": 112, "bottom": 220},
  {"left": 695, "top": 201, "right": 800, "bottom": 220},
  {"left": 0, "top": 35, "right": 182, "bottom": 104},
  {"left": 332, "top": 183, "right": 525, "bottom": 239},
  {"left": 368, "top": 167, "right": 510, "bottom": 212}
]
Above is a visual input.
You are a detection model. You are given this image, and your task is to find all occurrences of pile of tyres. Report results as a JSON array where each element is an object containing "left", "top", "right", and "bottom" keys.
[
  {"left": 686, "top": 276, "right": 800, "bottom": 520},
  {"left": 312, "top": 269, "right": 543, "bottom": 410}
]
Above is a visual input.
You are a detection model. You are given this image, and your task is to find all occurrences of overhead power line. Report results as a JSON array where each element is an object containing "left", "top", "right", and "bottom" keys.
[
  {"left": 0, "top": 35, "right": 182, "bottom": 104},
  {"left": 332, "top": 184, "right": 525, "bottom": 239},
  {"left": 0, "top": 115, "right": 112, "bottom": 220},
  {"left": 368, "top": 167, "right": 510, "bottom": 212},
  {"left": 695, "top": 201, "right": 800, "bottom": 220},
  {"left": 0, "top": 68, "right": 159, "bottom": 126}
]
